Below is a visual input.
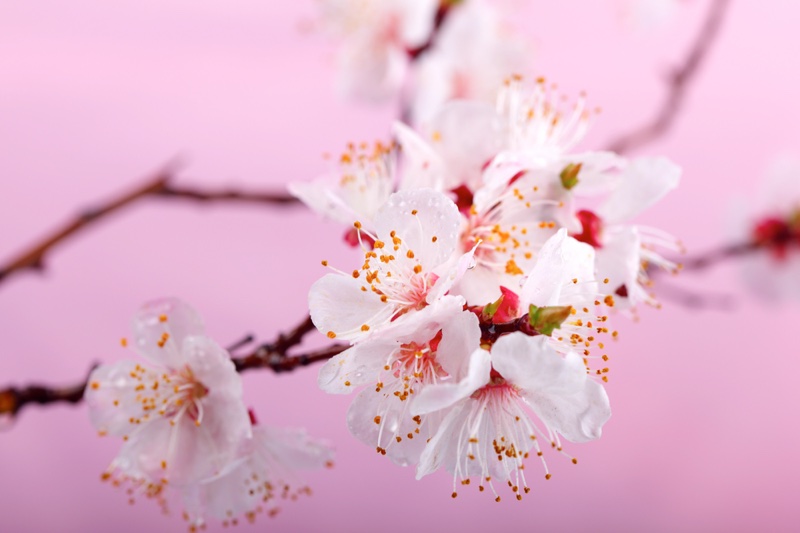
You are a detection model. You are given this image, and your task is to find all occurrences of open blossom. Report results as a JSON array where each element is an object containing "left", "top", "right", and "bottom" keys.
[
  {"left": 521, "top": 229, "right": 614, "bottom": 368},
  {"left": 288, "top": 140, "right": 396, "bottom": 241},
  {"left": 412, "top": 333, "right": 611, "bottom": 499},
  {"left": 309, "top": 188, "right": 474, "bottom": 342},
  {"left": 182, "top": 413, "right": 334, "bottom": 529},
  {"left": 317, "top": 0, "right": 439, "bottom": 101},
  {"left": 86, "top": 298, "right": 251, "bottom": 487},
  {"left": 732, "top": 156, "right": 800, "bottom": 300},
  {"left": 289, "top": 124, "right": 444, "bottom": 243},
  {"left": 410, "top": 0, "right": 531, "bottom": 125},
  {"left": 318, "top": 295, "right": 479, "bottom": 466},
  {"left": 451, "top": 163, "right": 577, "bottom": 304},
  {"left": 571, "top": 157, "right": 682, "bottom": 307}
]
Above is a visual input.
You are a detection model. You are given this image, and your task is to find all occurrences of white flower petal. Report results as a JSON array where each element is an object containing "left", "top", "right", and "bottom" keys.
[
  {"left": 347, "top": 382, "right": 432, "bottom": 467},
  {"left": 521, "top": 229, "right": 596, "bottom": 307},
  {"left": 86, "top": 361, "right": 151, "bottom": 437},
  {"left": 287, "top": 179, "right": 364, "bottom": 226},
  {"left": 317, "top": 295, "right": 466, "bottom": 393},
  {"left": 336, "top": 34, "right": 407, "bottom": 102},
  {"left": 597, "top": 156, "right": 681, "bottom": 223},
  {"left": 373, "top": 189, "right": 462, "bottom": 271},
  {"left": 308, "top": 273, "right": 391, "bottom": 342},
  {"left": 131, "top": 298, "right": 204, "bottom": 369},
  {"left": 595, "top": 226, "right": 641, "bottom": 300},
  {"left": 180, "top": 336, "right": 241, "bottom": 397},
  {"left": 422, "top": 100, "right": 502, "bottom": 189},
  {"left": 492, "top": 334, "right": 611, "bottom": 443},
  {"left": 411, "top": 348, "right": 491, "bottom": 416},
  {"left": 394, "top": 122, "right": 445, "bottom": 192}
]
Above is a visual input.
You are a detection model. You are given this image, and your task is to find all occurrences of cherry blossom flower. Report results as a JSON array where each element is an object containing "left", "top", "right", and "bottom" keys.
[
  {"left": 288, "top": 140, "right": 396, "bottom": 242},
  {"left": 412, "top": 333, "right": 611, "bottom": 500},
  {"left": 410, "top": 0, "right": 531, "bottom": 125},
  {"left": 181, "top": 412, "right": 334, "bottom": 529},
  {"left": 571, "top": 157, "right": 682, "bottom": 307},
  {"left": 309, "top": 188, "right": 475, "bottom": 342},
  {"left": 451, "top": 163, "right": 577, "bottom": 305},
  {"left": 521, "top": 229, "right": 614, "bottom": 371},
  {"left": 317, "top": 295, "right": 479, "bottom": 466},
  {"left": 289, "top": 124, "right": 445, "bottom": 245},
  {"left": 316, "top": 0, "right": 439, "bottom": 101},
  {"left": 86, "top": 298, "right": 251, "bottom": 488},
  {"left": 731, "top": 157, "right": 800, "bottom": 300}
]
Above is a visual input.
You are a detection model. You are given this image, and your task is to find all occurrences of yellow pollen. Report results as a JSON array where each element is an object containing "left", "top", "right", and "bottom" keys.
[
  {"left": 321, "top": 260, "right": 328, "bottom": 266},
  {"left": 327, "top": 331, "right": 336, "bottom": 339},
  {"left": 120, "top": 338, "right": 128, "bottom": 347},
  {"left": 90, "top": 381, "right": 100, "bottom": 390},
  {"left": 158, "top": 314, "right": 167, "bottom": 323}
]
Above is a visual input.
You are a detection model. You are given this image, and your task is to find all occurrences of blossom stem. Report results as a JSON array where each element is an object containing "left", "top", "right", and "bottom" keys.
[
  {"left": 0, "top": 162, "right": 300, "bottom": 288},
  {"left": 606, "top": 0, "right": 731, "bottom": 154}
]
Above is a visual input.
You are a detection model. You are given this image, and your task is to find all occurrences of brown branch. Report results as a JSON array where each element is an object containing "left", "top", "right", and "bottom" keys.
[
  {"left": 0, "top": 165, "right": 299, "bottom": 287},
  {"left": 0, "top": 310, "right": 545, "bottom": 421},
  {"left": 0, "top": 319, "right": 342, "bottom": 422},
  {"left": 606, "top": 0, "right": 731, "bottom": 154}
]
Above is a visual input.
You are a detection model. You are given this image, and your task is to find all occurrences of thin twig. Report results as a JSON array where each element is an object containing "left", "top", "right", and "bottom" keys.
[
  {"left": 606, "top": 0, "right": 731, "bottom": 154},
  {"left": 0, "top": 165, "right": 299, "bottom": 287}
]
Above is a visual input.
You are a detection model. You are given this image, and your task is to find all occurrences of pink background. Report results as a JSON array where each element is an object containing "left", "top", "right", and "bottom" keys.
[{"left": 1, "top": 1, "right": 799, "bottom": 531}]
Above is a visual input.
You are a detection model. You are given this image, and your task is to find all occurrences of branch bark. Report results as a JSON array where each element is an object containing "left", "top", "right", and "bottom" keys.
[
  {"left": 606, "top": 0, "right": 731, "bottom": 154},
  {"left": 0, "top": 165, "right": 299, "bottom": 287}
]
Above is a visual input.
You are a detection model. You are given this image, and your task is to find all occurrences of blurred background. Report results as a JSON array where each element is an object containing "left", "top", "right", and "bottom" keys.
[{"left": 1, "top": 1, "right": 798, "bottom": 531}]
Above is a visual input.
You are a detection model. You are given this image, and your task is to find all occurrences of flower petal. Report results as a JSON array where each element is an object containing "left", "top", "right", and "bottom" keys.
[
  {"left": 317, "top": 295, "right": 466, "bottom": 393},
  {"left": 131, "top": 298, "right": 204, "bottom": 369},
  {"left": 411, "top": 347, "right": 490, "bottom": 416},
  {"left": 492, "top": 334, "right": 611, "bottom": 443},
  {"left": 373, "top": 189, "right": 462, "bottom": 271},
  {"left": 86, "top": 360, "right": 152, "bottom": 437},
  {"left": 597, "top": 156, "right": 681, "bottom": 223},
  {"left": 394, "top": 121, "right": 444, "bottom": 192},
  {"left": 309, "top": 273, "right": 392, "bottom": 342},
  {"left": 521, "top": 229, "right": 596, "bottom": 307}
]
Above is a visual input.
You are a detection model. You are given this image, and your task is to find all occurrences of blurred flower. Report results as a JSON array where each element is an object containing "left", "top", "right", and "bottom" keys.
[
  {"left": 732, "top": 157, "right": 800, "bottom": 300},
  {"left": 182, "top": 412, "right": 334, "bottom": 529},
  {"left": 289, "top": 123, "right": 445, "bottom": 246},
  {"left": 86, "top": 298, "right": 251, "bottom": 488},
  {"left": 617, "top": 0, "right": 678, "bottom": 30},
  {"left": 410, "top": 0, "right": 532, "bottom": 125},
  {"left": 316, "top": 0, "right": 439, "bottom": 101}
]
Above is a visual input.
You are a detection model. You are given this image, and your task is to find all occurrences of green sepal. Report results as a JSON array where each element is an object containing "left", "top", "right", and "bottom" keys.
[
  {"left": 528, "top": 304, "right": 573, "bottom": 336},
  {"left": 560, "top": 163, "right": 582, "bottom": 190}
]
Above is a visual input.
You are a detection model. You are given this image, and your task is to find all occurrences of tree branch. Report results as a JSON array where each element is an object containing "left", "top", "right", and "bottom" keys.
[
  {"left": 606, "top": 0, "right": 731, "bottom": 154},
  {"left": 0, "top": 311, "right": 545, "bottom": 421},
  {"left": 0, "top": 165, "right": 299, "bottom": 288}
]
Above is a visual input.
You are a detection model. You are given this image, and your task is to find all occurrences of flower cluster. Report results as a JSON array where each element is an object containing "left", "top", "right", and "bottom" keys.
[
  {"left": 314, "top": 0, "right": 531, "bottom": 124},
  {"left": 294, "top": 77, "right": 681, "bottom": 498},
  {"left": 85, "top": 298, "right": 333, "bottom": 529}
]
